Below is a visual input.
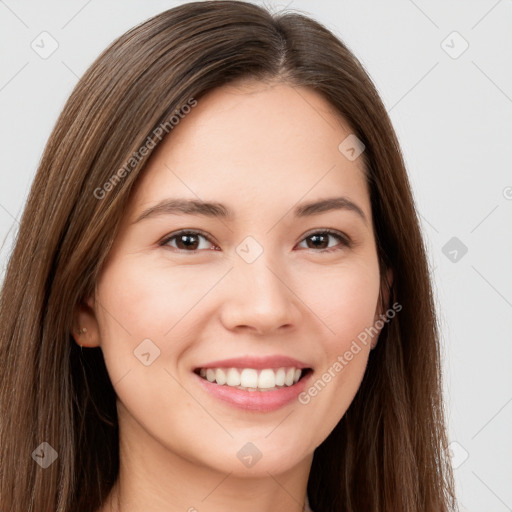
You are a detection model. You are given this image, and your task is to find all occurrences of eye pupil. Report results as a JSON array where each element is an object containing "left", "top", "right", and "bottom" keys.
[
  {"left": 177, "top": 233, "right": 199, "bottom": 250},
  {"left": 308, "top": 234, "right": 328, "bottom": 249}
]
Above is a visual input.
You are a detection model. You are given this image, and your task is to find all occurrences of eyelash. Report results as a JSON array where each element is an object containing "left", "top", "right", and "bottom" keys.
[{"left": 159, "top": 228, "right": 352, "bottom": 254}]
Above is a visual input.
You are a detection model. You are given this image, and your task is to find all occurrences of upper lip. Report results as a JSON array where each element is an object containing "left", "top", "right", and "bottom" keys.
[{"left": 194, "top": 355, "right": 312, "bottom": 370}]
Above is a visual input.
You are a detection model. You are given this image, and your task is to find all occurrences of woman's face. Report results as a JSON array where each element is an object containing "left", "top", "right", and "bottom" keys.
[{"left": 84, "top": 81, "right": 384, "bottom": 477}]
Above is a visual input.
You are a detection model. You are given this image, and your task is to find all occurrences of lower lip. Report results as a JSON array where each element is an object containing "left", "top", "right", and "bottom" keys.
[{"left": 194, "top": 370, "right": 313, "bottom": 412}]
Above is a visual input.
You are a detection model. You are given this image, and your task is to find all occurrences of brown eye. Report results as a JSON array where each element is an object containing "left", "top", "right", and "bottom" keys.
[
  {"left": 161, "top": 231, "right": 214, "bottom": 252},
  {"left": 298, "top": 230, "right": 350, "bottom": 253},
  {"left": 305, "top": 233, "right": 330, "bottom": 249},
  {"left": 175, "top": 233, "right": 201, "bottom": 250}
]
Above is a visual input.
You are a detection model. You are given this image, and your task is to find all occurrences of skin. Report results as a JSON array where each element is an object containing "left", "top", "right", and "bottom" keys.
[{"left": 74, "top": 80, "right": 392, "bottom": 512}]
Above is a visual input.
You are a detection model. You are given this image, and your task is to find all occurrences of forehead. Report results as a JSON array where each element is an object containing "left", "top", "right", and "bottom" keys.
[{"left": 129, "top": 81, "right": 370, "bottom": 222}]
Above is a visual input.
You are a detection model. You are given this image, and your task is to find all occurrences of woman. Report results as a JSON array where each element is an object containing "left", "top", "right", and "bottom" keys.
[{"left": 0, "top": 1, "right": 458, "bottom": 511}]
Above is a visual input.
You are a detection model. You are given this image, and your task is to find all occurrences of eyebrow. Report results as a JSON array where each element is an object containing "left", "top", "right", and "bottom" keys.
[{"left": 133, "top": 196, "right": 368, "bottom": 225}]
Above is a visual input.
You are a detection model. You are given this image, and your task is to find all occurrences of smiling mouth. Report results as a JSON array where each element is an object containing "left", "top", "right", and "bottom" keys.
[{"left": 193, "top": 367, "right": 313, "bottom": 392}]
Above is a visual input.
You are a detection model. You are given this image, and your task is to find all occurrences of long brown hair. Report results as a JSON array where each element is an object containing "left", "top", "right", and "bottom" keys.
[{"left": 0, "top": 1, "right": 457, "bottom": 510}]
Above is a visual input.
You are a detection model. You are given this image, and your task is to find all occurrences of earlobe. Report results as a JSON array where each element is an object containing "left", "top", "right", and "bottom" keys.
[
  {"left": 72, "top": 297, "right": 101, "bottom": 348},
  {"left": 377, "top": 267, "right": 394, "bottom": 317},
  {"left": 371, "top": 267, "right": 394, "bottom": 350},
  {"left": 385, "top": 267, "right": 394, "bottom": 308}
]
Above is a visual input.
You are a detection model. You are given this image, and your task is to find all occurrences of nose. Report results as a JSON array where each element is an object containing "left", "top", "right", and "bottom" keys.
[{"left": 218, "top": 254, "right": 302, "bottom": 335}]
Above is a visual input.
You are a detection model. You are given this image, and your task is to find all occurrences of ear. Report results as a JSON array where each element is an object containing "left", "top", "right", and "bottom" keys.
[
  {"left": 71, "top": 294, "right": 101, "bottom": 348},
  {"left": 371, "top": 267, "right": 394, "bottom": 350},
  {"left": 382, "top": 267, "right": 394, "bottom": 311}
]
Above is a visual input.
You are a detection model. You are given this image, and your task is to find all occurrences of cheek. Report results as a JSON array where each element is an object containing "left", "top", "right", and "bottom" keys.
[
  {"left": 94, "top": 258, "right": 221, "bottom": 368},
  {"left": 93, "top": 260, "right": 202, "bottom": 426},
  {"left": 94, "top": 260, "right": 164, "bottom": 378},
  {"left": 297, "top": 259, "right": 380, "bottom": 418},
  {"left": 97, "top": 258, "right": 205, "bottom": 333},
  {"left": 308, "top": 259, "right": 381, "bottom": 351}
]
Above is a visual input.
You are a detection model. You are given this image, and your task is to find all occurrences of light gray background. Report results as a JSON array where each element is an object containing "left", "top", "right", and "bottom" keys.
[{"left": 1, "top": 1, "right": 511, "bottom": 510}]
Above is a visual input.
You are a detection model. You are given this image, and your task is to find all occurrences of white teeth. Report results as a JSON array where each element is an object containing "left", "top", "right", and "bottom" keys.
[
  {"left": 240, "top": 368, "right": 258, "bottom": 388},
  {"left": 226, "top": 368, "right": 241, "bottom": 386},
  {"left": 197, "top": 366, "right": 305, "bottom": 390},
  {"left": 215, "top": 368, "right": 227, "bottom": 385},
  {"left": 275, "top": 368, "right": 285, "bottom": 386},
  {"left": 258, "top": 369, "right": 276, "bottom": 389},
  {"left": 284, "top": 368, "right": 295, "bottom": 386}
]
